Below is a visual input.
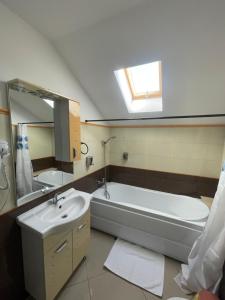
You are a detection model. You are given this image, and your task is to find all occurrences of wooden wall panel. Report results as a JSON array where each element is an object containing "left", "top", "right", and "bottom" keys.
[
  {"left": 31, "top": 156, "right": 56, "bottom": 172},
  {"left": 109, "top": 165, "right": 218, "bottom": 198}
]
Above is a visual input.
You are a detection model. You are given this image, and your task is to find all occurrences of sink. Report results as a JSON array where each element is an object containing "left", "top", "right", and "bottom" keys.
[{"left": 17, "top": 188, "right": 92, "bottom": 237}]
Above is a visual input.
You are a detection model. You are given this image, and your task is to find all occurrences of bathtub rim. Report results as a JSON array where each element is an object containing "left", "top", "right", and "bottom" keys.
[
  {"left": 92, "top": 182, "right": 208, "bottom": 229},
  {"left": 91, "top": 196, "right": 205, "bottom": 232}
]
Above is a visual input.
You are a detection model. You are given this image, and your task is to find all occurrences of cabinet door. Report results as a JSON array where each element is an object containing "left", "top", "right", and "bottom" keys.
[
  {"left": 69, "top": 100, "right": 81, "bottom": 161},
  {"left": 44, "top": 232, "right": 73, "bottom": 300},
  {"left": 73, "top": 210, "right": 90, "bottom": 270}
]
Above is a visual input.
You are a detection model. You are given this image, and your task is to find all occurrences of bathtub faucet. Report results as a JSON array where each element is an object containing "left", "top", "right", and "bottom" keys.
[{"left": 97, "top": 178, "right": 106, "bottom": 186}]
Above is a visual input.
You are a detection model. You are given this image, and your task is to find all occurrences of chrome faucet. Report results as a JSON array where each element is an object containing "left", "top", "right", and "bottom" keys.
[
  {"left": 97, "top": 178, "right": 110, "bottom": 199},
  {"left": 52, "top": 193, "right": 65, "bottom": 205},
  {"left": 97, "top": 178, "right": 106, "bottom": 186}
]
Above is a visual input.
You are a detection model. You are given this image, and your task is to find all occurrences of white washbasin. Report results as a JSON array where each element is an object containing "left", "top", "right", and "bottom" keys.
[{"left": 17, "top": 188, "right": 92, "bottom": 237}]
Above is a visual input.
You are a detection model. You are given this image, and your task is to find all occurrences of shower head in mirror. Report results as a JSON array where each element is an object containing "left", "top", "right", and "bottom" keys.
[{"left": 102, "top": 136, "right": 116, "bottom": 145}]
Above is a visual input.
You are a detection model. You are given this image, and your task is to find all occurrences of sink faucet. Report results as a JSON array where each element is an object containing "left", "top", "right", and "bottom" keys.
[{"left": 52, "top": 193, "right": 65, "bottom": 205}]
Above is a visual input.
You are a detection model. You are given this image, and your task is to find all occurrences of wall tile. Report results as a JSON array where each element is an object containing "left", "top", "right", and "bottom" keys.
[{"left": 110, "top": 127, "right": 225, "bottom": 178}]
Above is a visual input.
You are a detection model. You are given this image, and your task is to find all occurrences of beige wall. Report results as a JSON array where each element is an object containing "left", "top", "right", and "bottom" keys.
[
  {"left": 28, "top": 127, "right": 55, "bottom": 160},
  {"left": 73, "top": 125, "right": 110, "bottom": 180},
  {"left": 110, "top": 127, "right": 225, "bottom": 179}
]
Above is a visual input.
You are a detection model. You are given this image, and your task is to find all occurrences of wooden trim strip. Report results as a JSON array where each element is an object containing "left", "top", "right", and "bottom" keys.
[
  {"left": 109, "top": 123, "right": 225, "bottom": 128},
  {"left": 80, "top": 121, "right": 109, "bottom": 128},
  {"left": 9, "top": 121, "right": 225, "bottom": 129},
  {"left": 0, "top": 107, "right": 9, "bottom": 115},
  {"left": 12, "top": 124, "right": 54, "bottom": 128},
  {"left": 81, "top": 121, "right": 225, "bottom": 129}
]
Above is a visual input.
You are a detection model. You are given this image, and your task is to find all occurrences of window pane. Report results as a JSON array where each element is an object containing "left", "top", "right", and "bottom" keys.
[{"left": 128, "top": 61, "right": 160, "bottom": 95}]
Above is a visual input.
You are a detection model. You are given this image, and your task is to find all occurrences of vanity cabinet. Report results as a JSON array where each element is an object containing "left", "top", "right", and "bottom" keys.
[
  {"left": 44, "top": 231, "right": 73, "bottom": 300},
  {"left": 54, "top": 99, "right": 81, "bottom": 162},
  {"left": 21, "top": 209, "right": 90, "bottom": 300},
  {"left": 73, "top": 209, "right": 90, "bottom": 270}
]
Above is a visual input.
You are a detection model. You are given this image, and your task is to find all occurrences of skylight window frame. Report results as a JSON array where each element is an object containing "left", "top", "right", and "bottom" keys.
[{"left": 124, "top": 61, "right": 162, "bottom": 100}]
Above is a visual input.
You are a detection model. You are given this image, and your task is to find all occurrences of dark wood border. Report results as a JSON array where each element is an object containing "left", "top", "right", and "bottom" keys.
[
  {"left": 31, "top": 156, "right": 56, "bottom": 172},
  {"left": 31, "top": 157, "right": 74, "bottom": 174},
  {"left": 55, "top": 160, "right": 73, "bottom": 174},
  {"left": 109, "top": 165, "right": 218, "bottom": 198}
]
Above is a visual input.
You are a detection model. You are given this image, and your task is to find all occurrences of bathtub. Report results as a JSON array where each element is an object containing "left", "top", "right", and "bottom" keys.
[
  {"left": 91, "top": 182, "right": 210, "bottom": 263},
  {"left": 33, "top": 170, "right": 74, "bottom": 187},
  {"left": 17, "top": 187, "right": 56, "bottom": 207}
]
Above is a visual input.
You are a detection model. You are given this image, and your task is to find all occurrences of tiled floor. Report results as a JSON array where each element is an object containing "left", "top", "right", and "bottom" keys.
[{"left": 56, "top": 229, "right": 192, "bottom": 300}]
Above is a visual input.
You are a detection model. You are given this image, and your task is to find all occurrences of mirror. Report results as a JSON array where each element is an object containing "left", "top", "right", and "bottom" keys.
[{"left": 7, "top": 80, "right": 78, "bottom": 207}]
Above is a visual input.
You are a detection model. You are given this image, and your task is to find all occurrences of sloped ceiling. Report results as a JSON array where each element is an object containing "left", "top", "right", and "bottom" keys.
[
  {"left": 2, "top": 0, "right": 225, "bottom": 125},
  {"left": 0, "top": 0, "right": 146, "bottom": 39},
  {"left": 10, "top": 90, "right": 54, "bottom": 124}
]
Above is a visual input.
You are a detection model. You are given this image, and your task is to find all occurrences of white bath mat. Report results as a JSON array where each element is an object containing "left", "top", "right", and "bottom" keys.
[{"left": 104, "top": 239, "right": 165, "bottom": 297}]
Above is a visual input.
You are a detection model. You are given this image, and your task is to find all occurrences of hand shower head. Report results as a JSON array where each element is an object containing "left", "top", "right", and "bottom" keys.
[{"left": 103, "top": 136, "right": 116, "bottom": 145}]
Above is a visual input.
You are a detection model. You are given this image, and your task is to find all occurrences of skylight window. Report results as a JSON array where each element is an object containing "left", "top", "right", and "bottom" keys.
[
  {"left": 124, "top": 61, "right": 162, "bottom": 100},
  {"left": 114, "top": 61, "right": 163, "bottom": 113},
  {"left": 43, "top": 98, "right": 54, "bottom": 108}
]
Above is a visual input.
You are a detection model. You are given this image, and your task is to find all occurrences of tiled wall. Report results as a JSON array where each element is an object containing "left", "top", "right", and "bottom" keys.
[
  {"left": 73, "top": 125, "right": 110, "bottom": 180},
  {"left": 1, "top": 116, "right": 225, "bottom": 215},
  {"left": 110, "top": 127, "right": 225, "bottom": 179}
]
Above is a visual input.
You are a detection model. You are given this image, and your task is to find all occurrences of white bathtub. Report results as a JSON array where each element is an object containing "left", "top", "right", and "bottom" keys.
[
  {"left": 34, "top": 170, "right": 74, "bottom": 187},
  {"left": 91, "top": 182, "right": 210, "bottom": 262},
  {"left": 17, "top": 187, "right": 56, "bottom": 207}
]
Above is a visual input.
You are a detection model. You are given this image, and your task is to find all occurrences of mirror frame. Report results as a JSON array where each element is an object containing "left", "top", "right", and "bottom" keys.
[{"left": 7, "top": 78, "right": 79, "bottom": 207}]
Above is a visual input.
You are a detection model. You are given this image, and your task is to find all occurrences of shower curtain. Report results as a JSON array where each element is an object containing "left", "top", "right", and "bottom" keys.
[
  {"left": 16, "top": 124, "right": 33, "bottom": 197},
  {"left": 175, "top": 168, "right": 225, "bottom": 293}
]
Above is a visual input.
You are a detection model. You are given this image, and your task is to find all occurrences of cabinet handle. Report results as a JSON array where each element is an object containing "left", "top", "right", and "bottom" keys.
[
  {"left": 78, "top": 224, "right": 87, "bottom": 231},
  {"left": 55, "top": 240, "right": 68, "bottom": 253},
  {"left": 73, "top": 147, "right": 76, "bottom": 158}
]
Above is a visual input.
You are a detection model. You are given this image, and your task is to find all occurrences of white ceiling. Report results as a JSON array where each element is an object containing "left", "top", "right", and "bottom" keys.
[
  {"left": 1, "top": 0, "right": 146, "bottom": 39},
  {"left": 2, "top": 0, "right": 225, "bottom": 125}
]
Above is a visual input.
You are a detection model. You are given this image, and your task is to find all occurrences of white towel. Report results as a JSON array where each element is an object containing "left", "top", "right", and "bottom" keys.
[
  {"left": 16, "top": 124, "right": 33, "bottom": 197},
  {"left": 104, "top": 239, "right": 165, "bottom": 296}
]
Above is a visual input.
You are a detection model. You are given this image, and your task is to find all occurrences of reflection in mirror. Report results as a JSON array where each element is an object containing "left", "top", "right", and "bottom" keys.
[{"left": 8, "top": 86, "right": 74, "bottom": 207}]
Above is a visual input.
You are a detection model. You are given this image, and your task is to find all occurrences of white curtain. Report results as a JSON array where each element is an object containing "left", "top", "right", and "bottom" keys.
[
  {"left": 175, "top": 169, "right": 225, "bottom": 293},
  {"left": 16, "top": 124, "right": 33, "bottom": 197}
]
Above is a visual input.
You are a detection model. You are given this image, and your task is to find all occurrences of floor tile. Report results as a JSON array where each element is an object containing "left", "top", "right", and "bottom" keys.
[
  {"left": 66, "top": 259, "right": 88, "bottom": 287},
  {"left": 144, "top": 257, "right": 192, "bottom": 300},
  {"left": 57, "top": 281, "right": 90, "bottom": 300},
  {"left": 89, "top": 271, "right": 146, "bottom": 300},
  {"left": 85, "top": 229, "right": 115, "bottom": 279}
]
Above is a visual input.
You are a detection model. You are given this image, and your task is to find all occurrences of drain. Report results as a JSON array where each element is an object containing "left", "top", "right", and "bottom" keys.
[{"left": 61, "top": 214, "right": 68, "bottom": 219}]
